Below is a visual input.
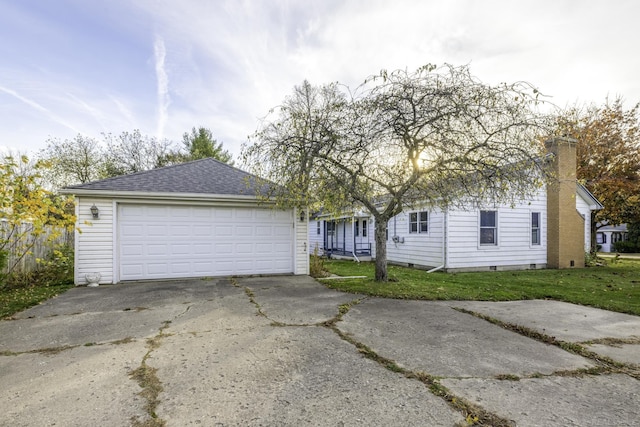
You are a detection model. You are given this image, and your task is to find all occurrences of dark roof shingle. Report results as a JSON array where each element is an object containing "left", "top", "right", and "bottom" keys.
[{"left": 64, "top": 158, "right": 265, "bottom": 196}]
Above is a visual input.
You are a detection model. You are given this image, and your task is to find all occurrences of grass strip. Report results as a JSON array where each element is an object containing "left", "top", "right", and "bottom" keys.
[{"left": 322, "top": 259, "right": 640, "bottom": 316}]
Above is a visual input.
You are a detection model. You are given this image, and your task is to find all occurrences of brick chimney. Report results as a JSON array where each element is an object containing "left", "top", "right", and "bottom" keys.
[{"left": 545, "top": 137, "right": 585, "bottom": 268}]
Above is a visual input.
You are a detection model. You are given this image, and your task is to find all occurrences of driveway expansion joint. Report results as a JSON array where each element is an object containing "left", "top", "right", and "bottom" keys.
[
  {"left": 453, "top": 306, "right": 640, "bottom": 380},
  {"left": 327, "top": 318, "right": 514, "bottom": 426}
]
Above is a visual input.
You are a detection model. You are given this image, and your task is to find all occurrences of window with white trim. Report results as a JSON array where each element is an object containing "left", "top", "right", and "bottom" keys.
[
  {"left": 409, "top": 211, "right": 428, "bottom": 233},
  {"left": 362, "top": 220, "right": 367, "bottom": 237},
  {"left": 316, "top": 221, "right": 321, "bottom": 235},
  {"left": 355, "top": 221, "right": 360, "bottom": 237},
  {"left": 480, "top": 210, "right": 497, "bottom": 245},
  {"left": 531, "top": 212, "right": 541, "bottom": 245}
]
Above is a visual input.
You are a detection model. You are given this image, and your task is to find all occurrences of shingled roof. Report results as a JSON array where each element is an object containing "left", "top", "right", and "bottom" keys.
[{"left": 63, "top": 158, "right": 267, "bottom": 197}]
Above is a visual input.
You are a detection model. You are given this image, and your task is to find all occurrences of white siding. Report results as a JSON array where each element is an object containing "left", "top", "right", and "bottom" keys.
[
  {"left": 309, "top": 220, "right": 324, "bottom": 255},
  {"left": 75, "top": 197, "right": 114, "bottom": 285},
  {"left": 295, "top": 210, "right": 309, "bottom": 275},
  {"left": 385, "top": 209, "right": 445, "bottom": 268},
  {"left": 446, "top": 191, "right": 547, "bottom": 271},
  {"left": 576, "top": 195, "right": 593, "bottom": 253}
]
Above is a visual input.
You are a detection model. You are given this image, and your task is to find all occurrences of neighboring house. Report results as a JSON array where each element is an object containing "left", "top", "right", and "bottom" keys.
[
  {"left": 596, "top": 224, "right": 629, "bottom": 252},
  {"left": 310, "top": 138, "right": 604, "bottom": 272},
  {"left": 61, "top": 158, "right": 309, "bottom": 285}
]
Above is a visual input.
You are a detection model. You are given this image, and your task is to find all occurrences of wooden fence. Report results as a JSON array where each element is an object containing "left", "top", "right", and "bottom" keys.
[{"left": 1, "top": 221, "right": 74, "bottom": 274}]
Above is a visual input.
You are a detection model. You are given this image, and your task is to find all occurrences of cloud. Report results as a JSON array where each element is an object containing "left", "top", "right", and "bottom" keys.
[
  {"left": 0, "top": 85, "right": 81, "bottom": 135},
  {"left": 5, "top": 0, "right": 640, "bottom": 159},
  {"left": 154, "top": 35, "right": 171, "bottom": 139}
]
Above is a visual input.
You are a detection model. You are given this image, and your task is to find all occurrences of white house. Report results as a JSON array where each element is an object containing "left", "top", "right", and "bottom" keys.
[
  {"left": 61, "top": 159, "right": 309, "bottom": 285},
  {"left": 596, "top": 224, "right": 629, "bottom": 252},
  {"left": 310, "top": 138, "right": 603, "bottom": 272}
]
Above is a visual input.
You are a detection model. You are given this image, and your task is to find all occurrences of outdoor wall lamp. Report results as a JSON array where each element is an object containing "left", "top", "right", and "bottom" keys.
[
  {"left": 299, "top": 209, "right": 306, "bottom": 222},
  {"left": 90, "top": 204, "right": 99, "bottom": 219}
]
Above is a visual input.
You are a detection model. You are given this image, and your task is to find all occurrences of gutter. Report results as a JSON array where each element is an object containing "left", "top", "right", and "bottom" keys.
[{"left": 59, "top": 189, "right": 270, "bottom": 205}]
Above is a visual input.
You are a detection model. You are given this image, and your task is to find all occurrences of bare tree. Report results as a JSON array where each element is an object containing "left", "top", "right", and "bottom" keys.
[
  {"left": 243, "top": 64, "right": 551, "bottom": 281},
  {"left": 102, "top": 129, "right": 176, "bottom": 177},
  {"left": 39, "top": 134, "right": 104, "bottom": 188}
]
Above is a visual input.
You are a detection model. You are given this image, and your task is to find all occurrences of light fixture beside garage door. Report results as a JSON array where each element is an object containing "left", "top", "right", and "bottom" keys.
[{"left": 90, "top": 204, "right": 99, "bottom": 219}]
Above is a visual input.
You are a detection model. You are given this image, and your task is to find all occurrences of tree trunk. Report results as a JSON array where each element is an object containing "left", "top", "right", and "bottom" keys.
[{"left": 374, "top": 218, "right": 388, "bottom": 282}]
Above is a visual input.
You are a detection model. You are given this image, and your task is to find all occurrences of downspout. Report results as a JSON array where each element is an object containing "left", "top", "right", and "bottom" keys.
[
  {"left": 427, "top": 208, "right": 447, "bottom": 273},
  {"left": 351, "top": 215, "right": 360, "bottom": 263}
]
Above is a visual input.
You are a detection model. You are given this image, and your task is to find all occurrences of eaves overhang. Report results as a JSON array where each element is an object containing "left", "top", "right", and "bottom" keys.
[
  {"left": 59, "top": 188, "right": 275, "bottom": 205},
  {"left": 576, "top": 183, "right": 604, "bottom": 211}
]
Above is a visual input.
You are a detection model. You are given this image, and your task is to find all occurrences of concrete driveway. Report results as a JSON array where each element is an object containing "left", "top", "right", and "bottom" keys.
[{"left": 1, "top": 276, "right": 639, "bottom": 426}]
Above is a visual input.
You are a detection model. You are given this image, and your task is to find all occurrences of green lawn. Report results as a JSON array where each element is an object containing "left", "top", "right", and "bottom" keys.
[
  {"left": 0, "top": 283, "right": 74, "bottom": 319},
  {"left": 320, "top": 259, "right": 640, "bottom": 316}
]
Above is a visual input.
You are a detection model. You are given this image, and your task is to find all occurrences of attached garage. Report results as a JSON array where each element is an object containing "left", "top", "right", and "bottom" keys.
[{"left": 62, "top": 159, "right": 309, "bottom": 285}]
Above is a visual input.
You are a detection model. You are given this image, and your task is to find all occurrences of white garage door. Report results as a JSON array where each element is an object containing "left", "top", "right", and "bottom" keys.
[{"left": 118, "top": 204, "right": 294, "bottom": 280}]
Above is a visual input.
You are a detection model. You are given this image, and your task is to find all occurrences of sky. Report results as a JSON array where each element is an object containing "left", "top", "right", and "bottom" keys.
[{"left": 1, "top": 0, "right": 639, "bottom": 161}]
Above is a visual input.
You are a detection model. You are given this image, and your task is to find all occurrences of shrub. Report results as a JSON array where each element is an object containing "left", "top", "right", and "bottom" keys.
[
  {"left": 4, "top": 243, "right": 74, "bottom": 289},
  {"left": 309, "top": 245, "right": 327, "bottom": 278},
  {"left": 613, "top": 240, "right": 640, "bottom": 253}
]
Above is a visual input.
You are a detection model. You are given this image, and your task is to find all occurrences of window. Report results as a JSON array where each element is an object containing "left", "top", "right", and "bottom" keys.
[
  {"left": 596, "top": 233, "right": 606, "bottom": 244},
  {"left": 531, "top": 212, "right": 541, "bottom": 245},
  {"left": 409, "top": 211, "right": 428, "bottom": 233},
  {"left": 480, "top": 210, "right": 497, "bottom": 245},
  {"left": 355, "top": 221, "right": 360, "bottom": 237},
  {"left": 316, "top": 221, "right": 321, "bottom": 235},
  {"left": 362, "top": 220, "right": 367, "bottom": 237}
]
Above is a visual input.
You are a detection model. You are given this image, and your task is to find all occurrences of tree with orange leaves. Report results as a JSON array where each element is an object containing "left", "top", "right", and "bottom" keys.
[{"left": 554, "top": 97, "right": 640, "bottom": 252}]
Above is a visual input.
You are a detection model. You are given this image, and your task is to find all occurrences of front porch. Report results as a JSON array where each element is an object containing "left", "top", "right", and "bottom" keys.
[
  {"left": 325, "top": 247, "right": 372, "bottom": 262},
  {"left": 319, "top": 216, "right": 373, "bottom": 261}
]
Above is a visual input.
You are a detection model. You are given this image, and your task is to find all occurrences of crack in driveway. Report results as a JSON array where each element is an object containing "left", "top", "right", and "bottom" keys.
[{"left": 239, "top": 284, "right": 514, "bottom": 427}]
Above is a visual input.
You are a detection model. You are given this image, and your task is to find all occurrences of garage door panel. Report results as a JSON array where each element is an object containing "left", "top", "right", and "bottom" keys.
[
  {"left": 193, "top": 224, "right": 212, "bottom": 235},
  {"left": 214, "top": 243, "right": 233, "bottom": 252},
  {"left": 235, "top": 243, "right": 253, "bottom": 254},
  {"left": 147, "top": 206, "right": 168, "bottom": 217},
  {"left": 216, "top": 209, "right": 233, "bottom": 219},
  {"left": 255, "top": 243, "right": 273, "bottom": 253},
  {"left": 147, "top": 244, "right": 168, "bottom": 256},
  {"left": 193, "top": 261, "right": 213, "bottom": 273},
  {"left": 235, "top": 209, "right": 253, "bottom": 219},
  {"left": 193, "top": 243, "right": 213, "bottom": 254},
  {"left": 170, "top": 207, "right": 190, "bottom": 218},
  {"left": 171, "top": 263, "right": 191, "bottom": 274},
  {"left": 147, "top": 263, "right": 168, "bottom": 275},
  {"left": 215, "top": 226, "right": 233, "bottom": 236},
  {"left": 121, "top": 224, "right": 143, "bottom": 236},
  {"left": 255, "top": 226, "right": 272, "bottom": 236},
  {"left": 235, "top": 226, "right": 253, "bottom": 236},
  {"left": 121, "top": 264, "right": 143, "bottom": 277},
  {"left": 121, "top": 243, "right": 143, "bottom": 256},
  {"left": 170, "top": 224, "right": 190, "bottom": 236},
  {"left": 120, "top": 205, "right": 145, "bottom": 218},
  {"left": 171, "top": 244, "right": 190, "bottom": 255},
  {"left": 119, "top": 204, "right": 294, "bottom": 280}
]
